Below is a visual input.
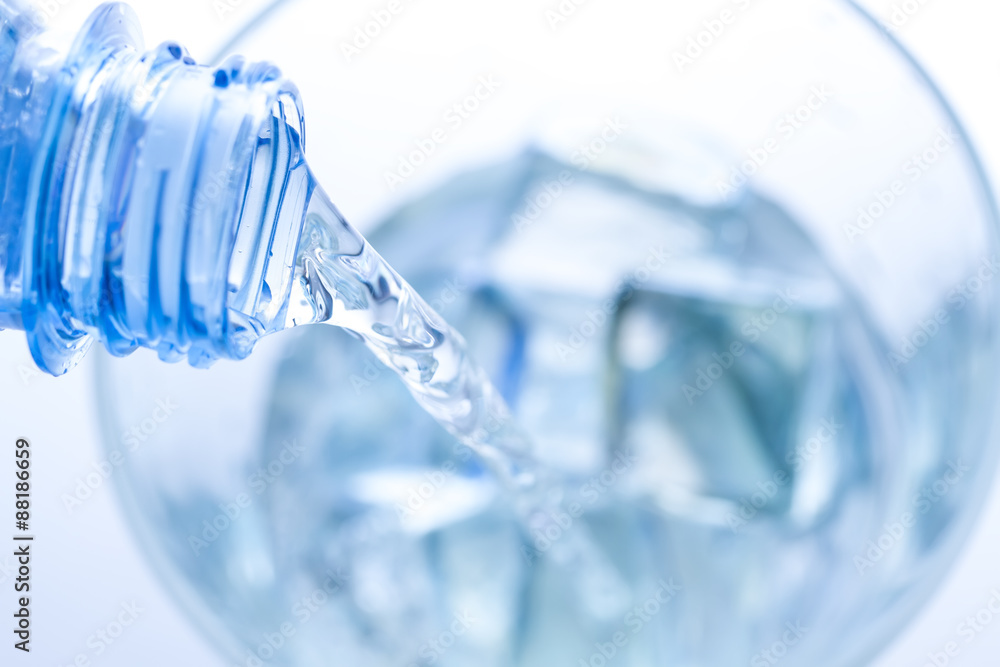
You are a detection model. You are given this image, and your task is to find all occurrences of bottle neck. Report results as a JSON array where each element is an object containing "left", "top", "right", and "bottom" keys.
[{"left": 1, "top": 2, "right": 306, "bottom": 374}]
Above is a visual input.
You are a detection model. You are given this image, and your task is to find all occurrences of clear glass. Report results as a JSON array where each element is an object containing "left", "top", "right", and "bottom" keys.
[{"left": 94, "top": 0, "right": 1000, "bottom": 666}]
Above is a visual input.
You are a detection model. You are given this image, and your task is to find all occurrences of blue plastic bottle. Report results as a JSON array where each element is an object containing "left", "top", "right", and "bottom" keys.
[{"left": 0, "top": 0, "right": 308, "bottom": 374}]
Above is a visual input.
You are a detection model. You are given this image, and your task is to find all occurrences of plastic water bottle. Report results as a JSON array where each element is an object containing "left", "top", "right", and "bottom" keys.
[{"left": 0, "top": 0, "right": 313, "bottom": 374}]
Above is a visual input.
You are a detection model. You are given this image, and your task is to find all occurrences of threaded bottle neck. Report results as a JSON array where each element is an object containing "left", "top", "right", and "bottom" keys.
[{"left": 1, "top": 2, "right": 306, "bottom": 374}]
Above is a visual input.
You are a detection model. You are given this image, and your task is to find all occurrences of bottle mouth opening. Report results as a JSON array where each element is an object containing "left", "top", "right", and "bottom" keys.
[{"left": 223, "top": 87, "right": 309, "bottom": 361}]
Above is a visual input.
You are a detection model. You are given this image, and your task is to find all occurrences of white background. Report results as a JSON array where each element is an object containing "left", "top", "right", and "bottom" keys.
[{"left": 1, "top": 0, "right": 999, "bottom": 665}]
